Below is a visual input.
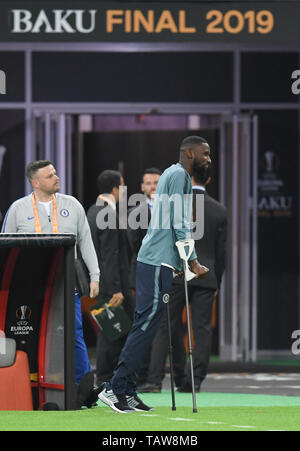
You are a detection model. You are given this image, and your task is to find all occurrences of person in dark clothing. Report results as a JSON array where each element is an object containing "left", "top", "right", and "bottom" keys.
[
  {"left": 138, "top": 165, "right": 227, "bottom": 393},
  {"left": 127, "top": 168, "right": 162, "bottom": 293},
  {"left": 126, "top": 168, "right": 162, "bottom": 386},
  {"left": 87, "top": 170, "right": 134, "bottom": 387}
]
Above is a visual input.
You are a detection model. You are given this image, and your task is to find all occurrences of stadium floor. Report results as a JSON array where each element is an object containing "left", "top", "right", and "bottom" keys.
[
  {"left": 187, "top": 372, "right": 300, "bottom": 397},
  {"left": 1, "top": 374, "right": 300, "bottom": 431}
]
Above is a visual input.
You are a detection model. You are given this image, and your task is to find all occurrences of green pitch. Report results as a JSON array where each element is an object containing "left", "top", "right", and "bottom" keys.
[{"left": 1, "top": 391, "right": 300, "bottom": 431}]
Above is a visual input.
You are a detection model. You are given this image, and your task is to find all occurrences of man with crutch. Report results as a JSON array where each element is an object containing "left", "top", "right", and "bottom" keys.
[
  {"left": 139, "top": 165, "right": 227, "bottom": 402},
  {"left": 99, "top": 136, "right": 210, "bottom": 413}
]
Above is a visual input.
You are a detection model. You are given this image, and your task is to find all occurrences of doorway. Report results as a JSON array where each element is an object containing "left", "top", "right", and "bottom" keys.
[
  {"left": 31, "top": 111, "right": 258, "bottom": 362},
  {"left": 81, "top": 127, "right": 220, "bottom": 210}
]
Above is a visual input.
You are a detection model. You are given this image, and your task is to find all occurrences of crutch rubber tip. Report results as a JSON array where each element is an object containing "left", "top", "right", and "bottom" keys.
[{"left": 193, "top": 409, "right": 198, "bottom": 413}]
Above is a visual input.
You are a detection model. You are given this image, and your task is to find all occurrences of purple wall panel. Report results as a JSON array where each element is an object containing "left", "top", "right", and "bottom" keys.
[{"left": 93, "top": 115, "right": 188, "bottom": 131}]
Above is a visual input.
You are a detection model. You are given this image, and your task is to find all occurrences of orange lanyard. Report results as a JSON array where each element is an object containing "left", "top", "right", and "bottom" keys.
[{"left": 31, "top": 193, "right": 58, "bottom": 234}]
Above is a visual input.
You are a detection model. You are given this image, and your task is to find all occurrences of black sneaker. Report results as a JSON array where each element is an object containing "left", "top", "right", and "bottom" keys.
[
  {"left": 98, "top": 387, "right": 134, "bottom": 414},
  {"left": 126, "top": 394, "right": 154, "bottom": 412},
  {"left": 84, "top": 383, "right": 105, "bottom": 408}
]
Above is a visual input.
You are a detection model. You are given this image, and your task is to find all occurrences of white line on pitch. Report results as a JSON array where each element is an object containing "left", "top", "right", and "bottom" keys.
[
  {"left": 206, "top": 421, "right": 226, "bottom": 425},
  {"left": 169, "top": 418, "right": 196, "bottom": 422},
  {"left": 139, "top": 414, "right": 159, "bottom": 417},
  {"left": 231, "top": 425, "right": 257, "bottom": 429}
]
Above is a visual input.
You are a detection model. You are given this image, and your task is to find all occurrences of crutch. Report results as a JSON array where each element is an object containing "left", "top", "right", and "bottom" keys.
[
  {"left": 176, "top": 239, "right": 198, "bottom": 413},
  {"left": 163, "top": 290, "right": 176, "bottom": 411}
]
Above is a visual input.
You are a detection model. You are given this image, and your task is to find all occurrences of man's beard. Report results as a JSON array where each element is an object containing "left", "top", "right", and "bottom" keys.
[{"left": 192, "top": 162, "right": 211, "bottom": 184}]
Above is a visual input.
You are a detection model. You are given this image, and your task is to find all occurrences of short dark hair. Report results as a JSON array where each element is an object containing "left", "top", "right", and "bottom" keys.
[
  {"left": 142, "top": 167, "right": 162, "bottom": 182},
  {"left": 26, "top": 160, "right": 52, "bottom": 183},
  {"left": 97, "top": 170, "right": 122, "bottom": 194},
  {"left": 180, "top": 136, "right": 208, "bottom": 154}
]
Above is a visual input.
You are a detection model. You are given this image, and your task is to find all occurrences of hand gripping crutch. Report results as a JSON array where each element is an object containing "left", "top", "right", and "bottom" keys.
[{"left": 176, "top": 239, "right": 198, "bottom": 413}]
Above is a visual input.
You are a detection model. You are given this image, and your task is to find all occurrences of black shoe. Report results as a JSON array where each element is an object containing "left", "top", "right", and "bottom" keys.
[
  {"left": 177, "top": 382, "right": 201, "bottom": 393},
  {"left": 137, "top": 382, "right": 161, "bottom": 393},
  {"left": 76, "top": 372, "right": 94, "bottom": 409},
  {"left": 84, "top": 383, "right": 105, "bottom": 408},
  {"left": 126, "top": 394, "right": 154, "bottom": 412},
  {"left": 98, "top": 387, "right": 134, "bottom": 413}
]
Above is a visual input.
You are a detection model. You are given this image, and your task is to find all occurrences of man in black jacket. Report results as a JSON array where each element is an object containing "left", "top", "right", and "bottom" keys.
[
  {"left": 138, "top": 165, "right": 227, "bottom": 393},
  {"left": 87, "top": 170, "right": 134, "bottom": 387},
  {"left": 127, "top": 168, "right": 161, "bottom": 293}
]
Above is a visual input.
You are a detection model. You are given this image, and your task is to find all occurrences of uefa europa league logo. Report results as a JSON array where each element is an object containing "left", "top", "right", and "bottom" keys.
[
  {"left": 16, "top": 305, "right": 32, "bottom": 322},
  {"left": 264, "top": 151, "right": 280, "bottom": 174},
  {"left": 20, "top": 305, "right": 28, "bottom": 320},
  {"left": 264, "top": 151, "right": 276, "bottom": 173}
]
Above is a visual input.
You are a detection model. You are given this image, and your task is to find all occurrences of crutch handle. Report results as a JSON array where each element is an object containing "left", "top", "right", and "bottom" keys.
[
  {"left": 175, "top": 239, "right": 195, "bottom": 261},
  {"left": 176, "top": 239, "right": 196, "bottom": 282}
]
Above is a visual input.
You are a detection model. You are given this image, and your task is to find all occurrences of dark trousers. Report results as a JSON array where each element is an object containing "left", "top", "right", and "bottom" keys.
[
  {"left": 96, "top": 333, "right": 127, "bottom": 386},
  {"left": 96, "top": 293, "right": 134, "bottom": 386},
  {"left": 147, "top": 284, "right": 215, "bottom": 387},
  {"left": 110, "top": 262, "right": 173, "bottom": 395}
]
